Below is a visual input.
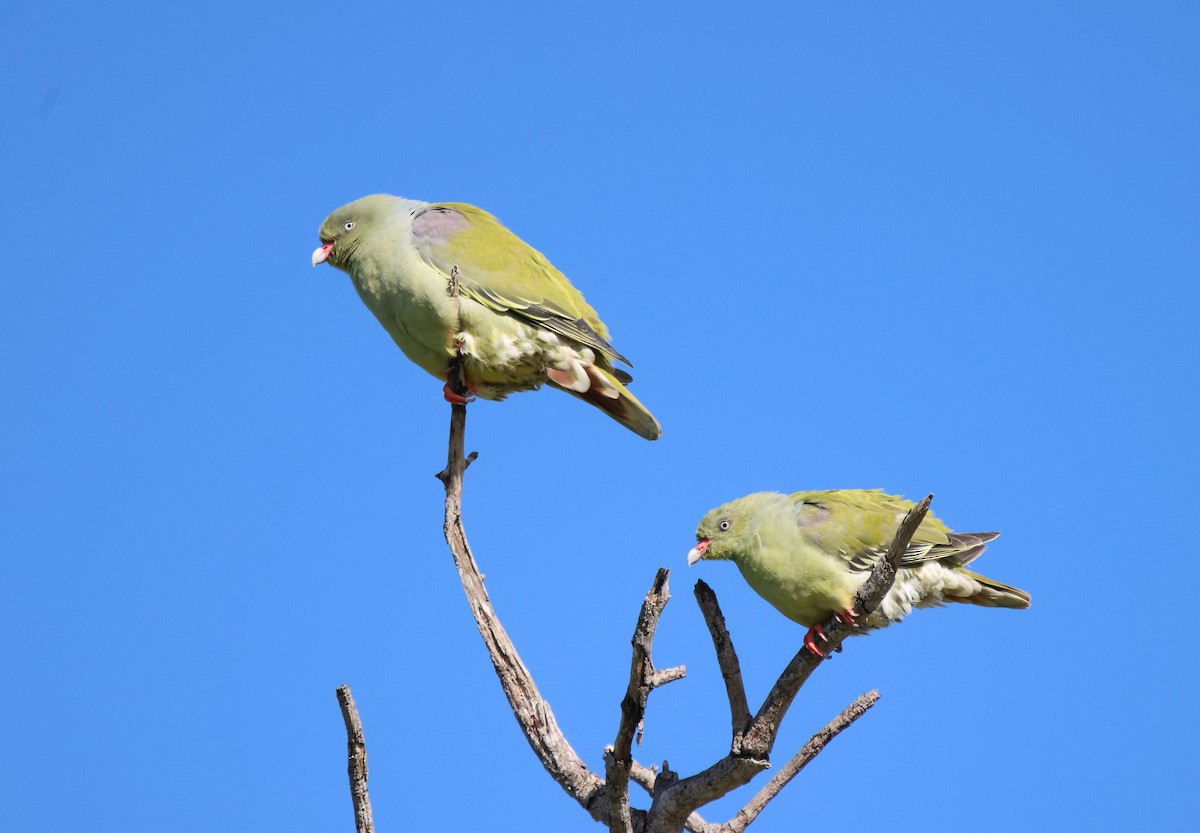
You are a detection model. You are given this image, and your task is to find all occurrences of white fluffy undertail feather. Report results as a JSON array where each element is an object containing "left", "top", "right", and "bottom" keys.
[
  {"left": 546, "top": 362, "right": 590, "bottom": 392},
  {"left": 872, "top": 562, "right": 1028, "bottom": 626},
  {"left": 545, "top": 346, "right": 613, "bottom": 395},
  {"left": 584, "top": 365, "right": 620, "bottom": 398}
]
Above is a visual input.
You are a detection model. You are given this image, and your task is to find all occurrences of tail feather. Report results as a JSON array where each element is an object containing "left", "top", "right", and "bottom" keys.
[
  {"left": 955, "top": 568, "right": 1032, "bottom": 609},
  {"left": 945, "top": 531, "right": 1000, "bottom": 566},
  {"left": 553, "top": 365, "right": 661, "bottom": 440}
]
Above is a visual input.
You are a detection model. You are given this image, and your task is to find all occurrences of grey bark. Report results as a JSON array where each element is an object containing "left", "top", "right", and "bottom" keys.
[{"left": 336, "top": 684, "right": 375, "bottom": 833}]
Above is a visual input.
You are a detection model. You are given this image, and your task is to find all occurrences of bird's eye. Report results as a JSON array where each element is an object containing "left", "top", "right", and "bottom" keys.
[
  {"left": 718, "top": 519, "right": 731, "bottom": 532},
  {"left": 343, "top": 221, "right": 355, "bottom": 231}
]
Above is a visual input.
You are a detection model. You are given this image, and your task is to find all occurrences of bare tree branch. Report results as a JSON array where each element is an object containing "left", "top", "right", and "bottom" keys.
[
  {"left": 630, "top": 762, "right": 721, "bottom": 833},
  {"left": 693, "top": 580, "right": 750, "bottom": 745},
  {"left": 723, "top": 691, "right": 880, "bottom": 833},
  {"left": 431, "top": 352, "right": 927, "bottom": 831},
  {"left": 646, "top": 753, "right": 771, "bottom": 833},
  {"left": 604, "top": 746, "right": 636, "bottom": 833},
  {"left": 855, "top": 494, "right": 933, "bottom": 616},
  {"left": 629, "top": 760, "right": 658, "bottom": 795},
  {"left": 435, "top": 377, "right": 624, "bottom": 826},
  {"left": 607, "top": 569, "right": 686, "bottom": 833},
  {"left": 651, "top": 667, "right": 688, "bottom": 688},
  {"left": 335, "top": 684, "right": 375, "bottom": 833}
]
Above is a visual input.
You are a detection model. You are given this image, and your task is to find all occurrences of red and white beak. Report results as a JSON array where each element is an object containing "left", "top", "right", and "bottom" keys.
[
  {"left": 311, "top": 241, "right": 334, "bottom": 266},
  {"left": 687, "top": 539, "right": 711, "bottom": 566}
]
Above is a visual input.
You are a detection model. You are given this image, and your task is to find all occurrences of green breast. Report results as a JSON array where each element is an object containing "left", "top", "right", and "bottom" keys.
[{"left": 736, "top": 538, "right": 859, "bottom": 628}]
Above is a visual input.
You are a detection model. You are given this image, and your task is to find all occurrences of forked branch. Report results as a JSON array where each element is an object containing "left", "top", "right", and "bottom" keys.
[
  {"left": 435, "top": 368, "right": 616, "bottom": 824},
  {"left": 722, "top": 691, "right": 879, "bottom": 833},
  {"left": 428, "top": 372, "right": 929, "bottom": 832}
]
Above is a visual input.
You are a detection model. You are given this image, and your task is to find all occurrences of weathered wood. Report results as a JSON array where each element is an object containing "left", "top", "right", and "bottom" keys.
[
  {"left": 693, "top": 580, "right": 751, "bottom": 745},
  {"left": 607, "top": 569, "right": 686, "bottom": 833},
  {"left": 436, "top": 379, "right": 619, "bottom": 825},
  {"left": 723, "top": 691, "right": 880, "bottom": 833},
  {"left": 335, "top": 685, "right": 375, "bottom": 833}
]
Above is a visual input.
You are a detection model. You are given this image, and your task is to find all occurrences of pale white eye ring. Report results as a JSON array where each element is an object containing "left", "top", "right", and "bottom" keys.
[
  {"left": 718, "top": 519, "right": 731, "bottom": 532},
  {"left": 343, "top": 221, "right": 355, "bottom": 231}
]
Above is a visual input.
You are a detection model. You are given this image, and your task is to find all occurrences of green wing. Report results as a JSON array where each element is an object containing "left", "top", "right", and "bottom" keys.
[
  {"left": 789, "top": 489, "right": 996, "bottom": 573},
  {"left": 410, "top": 202, "right": 630, "bottom": 367}
]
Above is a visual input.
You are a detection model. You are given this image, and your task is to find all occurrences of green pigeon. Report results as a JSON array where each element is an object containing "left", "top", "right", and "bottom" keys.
[
  {"left": 687, "top": 490, "right": 1030, "bottom": 655},
  {"left": 311, "top": 195, "right": 661, "bottom": 440}
]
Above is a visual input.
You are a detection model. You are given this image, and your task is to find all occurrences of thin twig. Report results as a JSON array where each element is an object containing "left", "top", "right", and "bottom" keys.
[
  {"left": 724, "top": 691, "right": 880, "bottom": 833},
  {"left": 335, "top": 685, "right": 375, "bottom": 833},
  {"left": 693, "top": 580, "right": 751, "bottom": 746},
  {"left": 607, "top": 569, "right": 686, "bottom": 833}
]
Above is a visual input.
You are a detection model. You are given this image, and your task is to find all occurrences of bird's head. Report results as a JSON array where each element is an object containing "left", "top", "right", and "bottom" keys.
[
  {"left": 687, "top": 493, "right": 781, "bottom": 566},
  {"left": 312, "top": 194, "right": 396, "bottom": 270}
]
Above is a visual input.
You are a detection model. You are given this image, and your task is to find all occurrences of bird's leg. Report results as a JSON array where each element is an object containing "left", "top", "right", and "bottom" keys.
[
  {"left": 443, "top": 342, "right": 476, "bottom": 405},
  {"left": 803, "top": 625, "right": 827, "bottom": 657},
  {"left": 442, "top": 384, "right": 476, "bottom": 405},
  {"left": 442, "top": 370, "right": 477, "bottom": 404},
  {"left": 805, "top": 607, "right": 863, "bottom": 656}
]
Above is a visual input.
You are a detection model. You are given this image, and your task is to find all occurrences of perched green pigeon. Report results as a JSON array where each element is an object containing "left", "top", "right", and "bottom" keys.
[
  {"left": 311, "top": 195, "right": 661, "bottom": 440},
  {"left": 687, "top": 490, "right": 1030, "bottom": 655}
]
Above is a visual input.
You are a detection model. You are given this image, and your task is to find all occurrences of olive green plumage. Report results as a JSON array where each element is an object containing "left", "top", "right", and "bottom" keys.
[
  {"left": 688, "top": 490, "right": 1030, "bottom": 634},
  {"left": 312, "top": 195, "right": 660, "bottom": 440}
]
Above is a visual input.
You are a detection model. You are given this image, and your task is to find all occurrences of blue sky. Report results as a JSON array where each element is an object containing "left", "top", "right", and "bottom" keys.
[{"left": 3, "top": 2, "right": 1196, "bottom": 831}]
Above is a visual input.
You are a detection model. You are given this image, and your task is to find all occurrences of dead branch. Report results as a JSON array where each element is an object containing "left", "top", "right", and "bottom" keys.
[
  {"left": 335, "top": 684, "right": 375, "bottom": 833},
  {"left": 693, "top": 580, "right": 750, "bottom": 745},
  {"left": 722, "top": 691, "right": 879, "bottom": 833},
  {"left": 606, "top": 569, "right": 687, "bottom": 833},
  {"left": 435, "top": 372, "right": 624, "bottom": 826},
  {"left": 630, "top": 762, "right": 722, "bottom": 833},
  {"left": 432, "top": 364, "right": 929, "bottom": 831},
  {"left": 856, "top": 494, "right": 934, "bottom": 615}
]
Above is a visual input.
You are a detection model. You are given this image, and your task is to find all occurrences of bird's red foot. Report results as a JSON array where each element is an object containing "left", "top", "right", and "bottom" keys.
[
  {"left": 835, "top": 607, "right": 860, "bottom": 626},
  {"left": 442, "top": 383, "right": 476, "bottom": 405},
  {"left": 803, "top": 625, "right": 828, "bottom": 657}
]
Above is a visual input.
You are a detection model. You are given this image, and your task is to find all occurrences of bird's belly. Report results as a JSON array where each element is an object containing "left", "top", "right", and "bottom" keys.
[
  {"left": 369, "top": 294, "right": 458, "bottom": 378},
  {"left": 456, "top": 309, "right": 559, "bottom": 398},
  {"left": 350, "top": 270, "right": 572, "bottom": 399},
  {"left": 737, "top": 557, "right": 859, "bottom": 628},
  {"left": 350, "top": 271, "right": 465, "bottom": 380}
]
